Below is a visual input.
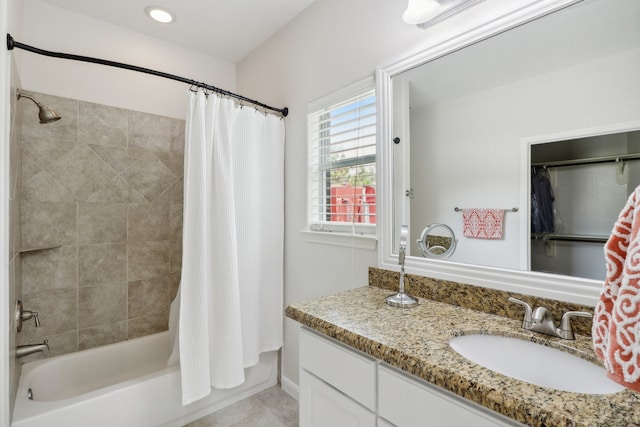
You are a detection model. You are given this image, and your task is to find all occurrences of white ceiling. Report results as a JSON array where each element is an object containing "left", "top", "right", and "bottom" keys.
[
  {"left": 400, "top": 0, "right": 639, "bottom": 107},
  {"left": 36, "top": 0, "right": 316, "bottom": 63}
]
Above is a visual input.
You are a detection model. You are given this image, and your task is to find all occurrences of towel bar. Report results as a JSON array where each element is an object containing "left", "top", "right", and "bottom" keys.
[{"left": 454, "top": 207, "right": 518, "bottom": 212}]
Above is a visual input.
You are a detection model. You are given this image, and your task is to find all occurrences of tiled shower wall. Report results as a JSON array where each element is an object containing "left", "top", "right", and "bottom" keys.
[
  {"left": 17, "top": 91, "right": 184, "bottom": 359},
  {"left": 9, "top": 77, "right": 24, "bottom": 410}
]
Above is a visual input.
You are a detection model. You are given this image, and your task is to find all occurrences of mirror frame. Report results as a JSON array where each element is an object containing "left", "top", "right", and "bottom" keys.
[{"left": 376, "top": 0, "right": 606, "bottom": 306}]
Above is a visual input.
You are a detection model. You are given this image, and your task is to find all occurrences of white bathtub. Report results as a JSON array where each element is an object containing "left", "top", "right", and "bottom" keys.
[{"left": 12, "top": 331, "right": 278, "bottom": 427}]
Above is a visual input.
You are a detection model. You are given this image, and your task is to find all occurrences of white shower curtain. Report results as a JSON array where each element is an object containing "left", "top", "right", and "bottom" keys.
[{"left": 168, "top": 90, "right": 285, "bottom": 405}]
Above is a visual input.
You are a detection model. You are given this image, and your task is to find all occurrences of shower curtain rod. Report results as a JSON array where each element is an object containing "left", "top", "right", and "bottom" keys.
[{"left": 6, "top": 34, "right": 288, "bottom": 117}]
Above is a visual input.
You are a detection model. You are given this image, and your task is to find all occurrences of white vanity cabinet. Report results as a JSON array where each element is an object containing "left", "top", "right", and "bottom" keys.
[
  {"left": 299, "top": 328, "right": 523, "bottom": 427},
  {"left": 299, "top": 328, "right": 377, "bottom": 426}
]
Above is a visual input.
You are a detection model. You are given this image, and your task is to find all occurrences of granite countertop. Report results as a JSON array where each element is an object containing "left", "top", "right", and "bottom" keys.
[{"left": 286, "top": 285, "right": 640, "bottom": 427}]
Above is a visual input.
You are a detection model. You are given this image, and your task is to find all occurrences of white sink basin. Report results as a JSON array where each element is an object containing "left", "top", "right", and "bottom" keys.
[{"left": 449, "top": 334, "right": 624, "bottom": 394}]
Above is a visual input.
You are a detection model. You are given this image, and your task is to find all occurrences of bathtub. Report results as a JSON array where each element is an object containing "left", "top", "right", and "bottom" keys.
[{"left": 12, "top": 331, "right": 278, "bottom": 427}]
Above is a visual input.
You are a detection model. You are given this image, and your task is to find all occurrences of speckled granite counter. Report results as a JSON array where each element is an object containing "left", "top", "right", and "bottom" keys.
[{"left": 286, "top": 285, "right": 640, "bottom": 427}]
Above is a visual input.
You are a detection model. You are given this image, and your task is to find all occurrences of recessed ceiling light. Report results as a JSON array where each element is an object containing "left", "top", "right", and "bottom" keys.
[{"left": 145, "top": 6, "right": 175, "bottom": 24}]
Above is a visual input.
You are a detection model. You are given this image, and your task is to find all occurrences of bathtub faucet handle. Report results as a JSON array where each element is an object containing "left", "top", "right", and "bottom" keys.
[
  {"left": 22, "top": 310, "right": 40, "bottom": 327},
  {"left": 15, "top": 300, "right": 41, "bottom": 332}
]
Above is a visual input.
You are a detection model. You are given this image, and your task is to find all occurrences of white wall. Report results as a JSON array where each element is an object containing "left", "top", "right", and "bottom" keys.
[
  {"left": 235, "top": 0, "right": 562, "bottom": 393},
  {"left": 18, "top": 0, "right": 236, "bottom": 119}
]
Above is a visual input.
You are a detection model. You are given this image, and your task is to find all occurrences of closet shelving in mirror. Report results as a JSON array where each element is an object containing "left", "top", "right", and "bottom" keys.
[
  {"left": 531, "top": 153, "right": 640, "bottom": 169},
  {"left": 531, "top": 152, "right": 640, "bottom": 245},
  {"left": 531, "top": 234, "right": 608, "bottom": 244}
]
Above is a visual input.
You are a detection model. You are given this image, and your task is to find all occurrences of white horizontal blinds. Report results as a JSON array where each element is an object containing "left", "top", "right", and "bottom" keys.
[{"left": 308, "top": 88, "right": 376, "bottom": 234}]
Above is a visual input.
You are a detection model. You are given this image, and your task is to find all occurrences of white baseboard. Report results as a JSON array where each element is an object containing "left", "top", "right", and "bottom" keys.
[{"left": 281, "top": 375, "right": 299, "bottom": 401}]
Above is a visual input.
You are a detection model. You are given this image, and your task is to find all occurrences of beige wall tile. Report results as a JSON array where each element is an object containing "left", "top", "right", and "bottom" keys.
[
  {"left": 22, "top": 169, "right": 76, "bottom": 203},
  {"left": 128, "top": 110, "right": 172, "bottom": 152},
  {"left": 128, "top": 313, "right": 168, "bottom": 339},
  {"left": 10, "top": 199, "right": 20, "bottom": 258},
  {"left": 47, "top": 144, "right": 117, "bottom": 201},
  {"left": 21, "top": 136, "right": 77, "bottom": 172},
  {"left": 128, "top": 276, "right": 170, "bottom": 319},
  {"left": 87, "top": 175, "right": 146, "bottom": 203},
  {"left": 78, "top": 321, "right": 128, "bottom": 350},
  {"left": 78, "top": 243, "right": 127, "bottom": 286},
  {"left": 128, "top": 203, "right": 171, "bottom": 241},
  {"left": 78, "top": 282, "right": 127, "bottom": 328},
  {"left": 20, "top": 289, "right": 77, "bottom": 340},
  {"left": 170, "top": 118, "right": 185, "bottom": 153},
  {"left": 170, "top": 204, "right": 183, "bottom": 240},
  {"left": 128, "top": 241, "right": 171, "bottom": 281},
  {"left": 78, "top": 203, "right": 127, "bottom": 243},
  {"left": 89, "top": 145, "right": 146, "bottom": 173},
  {"left": 154, "top": 179, "right": 184, "bottom": 204},
  {"left": 121, "top": 153, "right": 178, "bottom": 202},
  {"left": 78, "top": 101, "right": 128, "bottom": 147},
  {"left": 170, "top": 238, "right": 183, "bottom": 274},
  {"left": 21, "top": 201, "right": 77, "bottom": 250},
  {"left": 21, "top": 245, "right": 77, "bottom": 294},
  {"left": 154, "top": 151, "right": 184, "bottom": 177}
]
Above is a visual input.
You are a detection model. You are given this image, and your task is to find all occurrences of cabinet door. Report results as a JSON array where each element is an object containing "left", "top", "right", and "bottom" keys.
[
  {"left": 300, "top": 328, "right": 376, "bottom": 410},
  {"left": 378, "top": 365, "right": 523, "bottom": 427},
  {"left": 300, "top": 369, "right": 376, "bottom": 427}
]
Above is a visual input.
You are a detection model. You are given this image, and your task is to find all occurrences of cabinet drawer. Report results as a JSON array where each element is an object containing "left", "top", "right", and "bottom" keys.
[
  {"left": 378, "top": 364, "right": 522, "bottom": 427},
  {"left": 300, "top": 328, "right": 376, "bottom": 410}
]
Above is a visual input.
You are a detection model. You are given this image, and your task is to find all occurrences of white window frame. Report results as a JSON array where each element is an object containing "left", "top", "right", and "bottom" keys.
[{"left": 307, "top": 77, "right": 377, "bottom": 240}]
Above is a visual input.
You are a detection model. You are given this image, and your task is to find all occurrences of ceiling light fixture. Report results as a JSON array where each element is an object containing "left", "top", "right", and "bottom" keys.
[
  {"left": 145, "top": 6, "right": 175, "bottom": 24},
  {"left": 403, "top": 0, "right": 485, "bottom": 28}
]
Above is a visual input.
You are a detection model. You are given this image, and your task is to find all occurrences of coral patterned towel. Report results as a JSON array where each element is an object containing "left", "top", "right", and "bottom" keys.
[
  {"left": 593, "top": 187, "right": 640, "bottom": 393},
  {"left": 462, "top": 208, "right": 505, "bottom": 239}
]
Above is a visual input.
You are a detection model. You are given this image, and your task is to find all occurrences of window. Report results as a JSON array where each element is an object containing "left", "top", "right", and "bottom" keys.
[{"left": 308, "top": 79, "right": 376, "bottom": 235}]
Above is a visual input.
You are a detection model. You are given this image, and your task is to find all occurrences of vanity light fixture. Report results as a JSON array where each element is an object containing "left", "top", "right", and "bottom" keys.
[
  {"left": 145, "top": 6, "right": 175, "bottom": 24},
  {"left": 403, "top": 0, "right": 485, "bottom": 28}
]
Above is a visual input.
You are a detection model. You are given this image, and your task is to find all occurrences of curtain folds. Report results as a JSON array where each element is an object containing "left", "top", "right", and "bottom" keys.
[{"left": 168, "top": 90, "right": 284, "bottom": 405}]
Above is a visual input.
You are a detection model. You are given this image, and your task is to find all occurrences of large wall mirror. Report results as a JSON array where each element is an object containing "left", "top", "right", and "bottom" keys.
[{"left": 377, "top": 0, "right": 640, "bottom": 304}]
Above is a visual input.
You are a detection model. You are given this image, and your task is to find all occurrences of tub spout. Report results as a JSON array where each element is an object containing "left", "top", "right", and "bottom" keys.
[{"left": 17, "top": 339, "right": 49, "bottom": 358}]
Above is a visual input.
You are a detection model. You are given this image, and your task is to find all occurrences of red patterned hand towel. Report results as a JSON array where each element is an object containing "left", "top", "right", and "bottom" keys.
[
  {"left": 462, "top": 208, "right": 505, "bottom": 239},
  {"left": 593, "top": 186, "right": 640, "bottom": 392}
]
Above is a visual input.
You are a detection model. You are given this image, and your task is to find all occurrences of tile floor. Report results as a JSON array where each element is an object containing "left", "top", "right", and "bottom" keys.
[{"left": 183, "top": 385, "right": 298, "bottom": 427}]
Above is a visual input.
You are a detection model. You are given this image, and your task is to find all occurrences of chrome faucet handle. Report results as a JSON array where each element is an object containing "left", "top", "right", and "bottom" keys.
[
  {"left": 559, "top": 311, "right": 592, "bottom": 339},
  {"left": 508, "top": 297, "right": 533, "bottom": 325},
  {"left": 15, "top": 300, "right": 41, "bottom": 332},
  {"left": 22, "top": 310, "right": 40, "bottom": 327}
]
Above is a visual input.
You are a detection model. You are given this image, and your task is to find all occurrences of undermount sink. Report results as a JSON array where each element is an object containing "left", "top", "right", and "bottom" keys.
[{"left": 449, "top": 334, "right": 625, "bottom": 394}]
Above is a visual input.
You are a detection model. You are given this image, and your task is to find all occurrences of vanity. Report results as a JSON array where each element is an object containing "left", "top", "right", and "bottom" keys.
[{"left": 286, "top": 272, "right": 640, "bottom": 426}]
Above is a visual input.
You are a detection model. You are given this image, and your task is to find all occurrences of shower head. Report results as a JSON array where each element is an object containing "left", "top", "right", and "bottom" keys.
[{"left": 16, "top": 89, "right": 61, "bottom": 124}]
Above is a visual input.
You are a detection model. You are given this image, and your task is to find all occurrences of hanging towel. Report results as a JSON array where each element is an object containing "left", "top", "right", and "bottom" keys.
[
  {"left": 593, "top": 186, "right": 640, "bottom": 393},
  {"left": 462, "top": 208, "right": 505, "bottom": 239}
]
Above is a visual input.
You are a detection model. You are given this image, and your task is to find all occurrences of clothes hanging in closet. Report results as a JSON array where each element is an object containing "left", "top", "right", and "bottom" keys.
[{"left": 531, "top": 167, "right": 555, "bottom": 234}]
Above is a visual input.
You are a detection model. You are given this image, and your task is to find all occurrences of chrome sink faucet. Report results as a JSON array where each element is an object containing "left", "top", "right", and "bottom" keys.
[{"left": 508, "top": 297, "right": 592, "bottom": 340}]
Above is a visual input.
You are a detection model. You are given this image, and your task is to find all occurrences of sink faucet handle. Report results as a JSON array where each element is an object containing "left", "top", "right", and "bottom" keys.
[
  {"left": 560, "top": 311, "right": 592, "bottom": 338},
  {"left": 508, "top": 297, "right": 533, "bottom": 324}
]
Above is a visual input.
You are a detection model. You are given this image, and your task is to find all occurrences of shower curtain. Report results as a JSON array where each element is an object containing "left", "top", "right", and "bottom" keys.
[{"left": 168, "top": 90, "right": 285, "bottom": 405}]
